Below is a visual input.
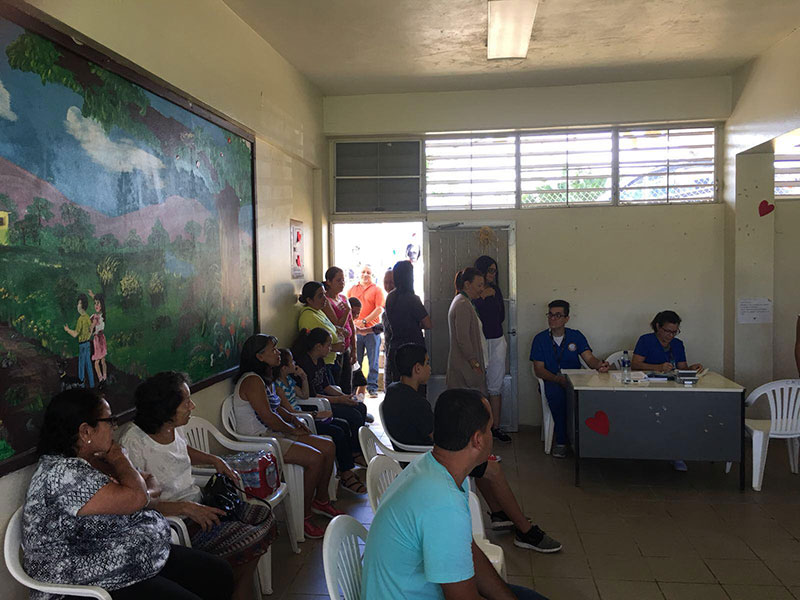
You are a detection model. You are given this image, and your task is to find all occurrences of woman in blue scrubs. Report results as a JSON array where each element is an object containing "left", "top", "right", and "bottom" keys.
[
  {"left": 632, "top": 310, "right": 703, "bottom": 472},
  {"left": 631, "top": 310, "right": 703, "bottom": 373}
]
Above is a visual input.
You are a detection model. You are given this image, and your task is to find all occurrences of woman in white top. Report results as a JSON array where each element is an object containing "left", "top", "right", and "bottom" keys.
[
  {"left": 234, "top": 333, "right": 340, "bottom": 539},
  {"left": 120, "top": 372, "right": 276, "bottom": 600}
]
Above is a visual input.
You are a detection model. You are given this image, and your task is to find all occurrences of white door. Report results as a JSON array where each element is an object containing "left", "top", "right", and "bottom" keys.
[{"left": 424, "top": 223, "right": 518, "bottom": 431}]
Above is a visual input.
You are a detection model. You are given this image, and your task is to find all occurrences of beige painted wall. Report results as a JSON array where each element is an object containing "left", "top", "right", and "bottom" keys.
[
  {"left": 1, "top": 2, "right": 324, "bottom": 597},
  {"left": 324, "top": 76, "right": 731, "bottom": 136},
  {"left": 428, "top": 204, "right": 726, "bottom": 426},
  {"left": 774, "top": 200, "right": 800, "bottom": 380},
  {"left": 724, "top": 26, "right": 800, "bottom": 391}
]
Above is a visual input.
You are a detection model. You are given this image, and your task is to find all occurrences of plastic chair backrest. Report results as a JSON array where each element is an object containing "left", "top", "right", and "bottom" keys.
[
  {"left": 183, "top": 418, "right": 212, "bottom": 454},
  {"left": 322, "top": 515, "right": 368, "bottom": 600},
  {"left": 532, "top": 363, "right": 549, "bottom": 414},
  {"left": 747, "top": 379, "right": 800, "bottom": 436},
  {"left": 468, "top": 491, "right": 486, "bottom": 539},
  {"left": 4, "top": 507, "right": 112, "bottom": 600},
  {"left": 378, "top": 402, "right": 433, "bottom": 453},
  {"left": 221, "top": 395, "right": 238, "bottom": 438},
  {"left": 358, "top": 426, "right": 382, "bottom": 463},
  {"left": 605, "top": 351, "right": 631, "bottom": 370},
  {"left": 366, "top": 455, "right": 403, "bottom": 513}
]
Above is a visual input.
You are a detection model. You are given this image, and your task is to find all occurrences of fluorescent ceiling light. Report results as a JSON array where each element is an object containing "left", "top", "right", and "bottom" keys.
[{"left": 487, "top": 0, "right": 539, "bottom": 60}]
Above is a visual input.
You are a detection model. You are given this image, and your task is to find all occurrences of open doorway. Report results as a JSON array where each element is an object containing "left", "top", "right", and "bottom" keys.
[{"left": 332, "top": 221, "right": 424, "bottom": 394}]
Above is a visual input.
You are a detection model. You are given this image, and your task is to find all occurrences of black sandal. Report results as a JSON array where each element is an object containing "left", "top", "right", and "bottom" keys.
[{"left": 340, "top": 471, "right": 367, "bottom": 495}]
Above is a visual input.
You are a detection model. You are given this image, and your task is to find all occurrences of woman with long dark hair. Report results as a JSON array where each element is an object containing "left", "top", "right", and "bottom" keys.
[
  {"left": 321, "top": 267, "right": 357, "bottom": 394},
  {"left": 473, "top": 255, "right": 510, "bottom": 442},
  {"left": 24, "top": 388, "right": 233, "bottom": 599},
  {"left": 232, "top": 333, "right": 339, "bottom": 539},
  {"left": 292, "top": 327, "right": 367, "bottom": 466},
  {"left": 446, "top": 267, "right": 488, "bottom": 396},
  {"left": 384, "top": 260, "right": 432, "bottom": 384}
]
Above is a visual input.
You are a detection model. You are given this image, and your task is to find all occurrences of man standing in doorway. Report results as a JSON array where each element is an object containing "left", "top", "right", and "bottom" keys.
[{"left": 348, "top": 265, "right": 384, "bottom": 398}]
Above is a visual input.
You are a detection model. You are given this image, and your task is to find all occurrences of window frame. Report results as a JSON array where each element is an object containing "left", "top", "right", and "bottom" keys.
[
  {"left": 329, "top": 122, "right": 722, "bottom": 216},
  {"left": 332, "top": 139, "right": 424, "bottom": 214}
]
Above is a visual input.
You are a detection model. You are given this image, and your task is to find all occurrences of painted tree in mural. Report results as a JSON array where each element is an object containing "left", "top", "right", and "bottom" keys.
[{"left": 6, "top": 33, "right": 252, "bottom": 306}]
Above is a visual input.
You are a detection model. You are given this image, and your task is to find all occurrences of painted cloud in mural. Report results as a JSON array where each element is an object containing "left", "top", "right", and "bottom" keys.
[
  {"left": 64, "top": 105, "right": 165, "bottom": 181},
  {"left": 0, "top": 78, "right": 17, "bottom": 121}
]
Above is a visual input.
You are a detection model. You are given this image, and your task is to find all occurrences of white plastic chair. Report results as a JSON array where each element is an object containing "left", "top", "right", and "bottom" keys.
[
  {"left": 366, "top": 454, "right": 404, "bottom": 513},
  {"left": 184, "top": 416, "right": 300, "bottom": 595},
  {"left": 378, "top": 401, "right": 434, "bottom": 453},
  {"left": 358, "top": 426, "right": 425, "bottom": 465},
  {"left": 532, "top": 364, "right": 555, "bottom": 455},
  {"left": 222, "top": 396, "right": 337, "bottom": 539},
  {"left": 322, "top": 515, "right": 368, "bottom": 600},
  {"left": 5, "top": 506, "right": 112, "bottom": 599},
  {"left": 468, "top": 491, "right": 507, "bottom": 579},
  {"left": 724, "top": 380, "right": 800, "bottom": 491},
  {"left": 605, "top": 350, "right": 632, "bottom": 370}
]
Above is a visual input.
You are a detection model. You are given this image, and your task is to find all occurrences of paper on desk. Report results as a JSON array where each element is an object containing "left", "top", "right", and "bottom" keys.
[{"left": 611, "top": 371, "right": 648, "bottom": 382}]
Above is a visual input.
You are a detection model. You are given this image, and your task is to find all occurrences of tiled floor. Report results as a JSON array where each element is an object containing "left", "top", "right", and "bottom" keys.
[{"left": 267, "top": 396, "right": 800, "bottom": 599}]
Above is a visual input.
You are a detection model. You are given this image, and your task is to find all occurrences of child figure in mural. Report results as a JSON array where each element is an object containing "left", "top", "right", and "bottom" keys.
[
  {"left": 88, "top": 290, "right": 108, "bottom": 385},
  {"left": 63, "top": 293, "right": 94, "bottom": 388}
]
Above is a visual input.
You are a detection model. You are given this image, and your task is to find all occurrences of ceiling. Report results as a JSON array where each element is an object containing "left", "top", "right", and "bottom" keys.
[{"left": 223, "top": 0, "right": 800, "bottom": 96}]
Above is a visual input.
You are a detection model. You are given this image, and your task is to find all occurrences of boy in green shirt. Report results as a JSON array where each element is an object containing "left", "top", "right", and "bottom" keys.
[{"left": 64, "top": 294, "right": 94, "bottom": 388}]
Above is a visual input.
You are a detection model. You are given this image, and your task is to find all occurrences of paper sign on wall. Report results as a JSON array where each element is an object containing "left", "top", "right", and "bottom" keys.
[{"left": 737, "top": 297, "right": 773, "bottom": 324}]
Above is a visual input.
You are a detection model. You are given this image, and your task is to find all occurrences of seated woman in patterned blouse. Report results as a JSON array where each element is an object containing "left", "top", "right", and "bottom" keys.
[
  {"left": 23, "top": 388, "right": 233, "bottom": 600},
  {"left": 120, "top": 372, "right": 277, "bottom": 600}
]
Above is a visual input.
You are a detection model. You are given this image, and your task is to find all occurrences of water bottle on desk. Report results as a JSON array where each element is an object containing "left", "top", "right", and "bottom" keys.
[{"left": 621, "top": 350, "right": 632, "bottom": 383}]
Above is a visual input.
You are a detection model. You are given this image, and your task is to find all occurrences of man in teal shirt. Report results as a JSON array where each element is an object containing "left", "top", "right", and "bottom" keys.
[{"left": 361, "top": 388, "right": 547, "bottom": 600}]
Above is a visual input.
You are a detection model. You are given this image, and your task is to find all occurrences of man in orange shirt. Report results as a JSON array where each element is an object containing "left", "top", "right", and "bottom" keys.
[{"left": 348, "top": 265, "right": 385, "bottom": 398}]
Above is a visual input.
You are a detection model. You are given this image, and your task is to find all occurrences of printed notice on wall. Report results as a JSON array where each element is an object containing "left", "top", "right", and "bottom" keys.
[{"left": 737, "top": 297, "right": 773, "bottom": 324}]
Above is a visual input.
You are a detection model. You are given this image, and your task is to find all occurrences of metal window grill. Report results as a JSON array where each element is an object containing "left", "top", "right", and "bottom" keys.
[
  {"left": 425, "top": 136, "right": 516, "bottom": 210},
  {"left": 519, "top": 130, "right": 613, "bottom": 206},
  {"left": 775, "top": 152, "right": 800, "bottom": 198},
  {"left": 618, "top": 127, "right": 715, "bottom": 204}
]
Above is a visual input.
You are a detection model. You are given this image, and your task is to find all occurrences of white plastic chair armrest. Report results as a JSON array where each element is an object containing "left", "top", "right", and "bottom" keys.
[
  {"left": 392, "top": 440, "right": 433, "bottom": 453},
  {"left": 298, "top": 397, "right": 332, "bottom": 412}
]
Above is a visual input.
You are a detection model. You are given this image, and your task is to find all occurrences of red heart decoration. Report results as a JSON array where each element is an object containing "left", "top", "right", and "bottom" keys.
[
  {"left": 585, "top": 411, "right": 610, "bottom": 436},
  {"left": 296, "top": 231, "right": 302, "bottom": 242},
  {"left": 758, "top": 200, "right": 775, "bottom": 217}
]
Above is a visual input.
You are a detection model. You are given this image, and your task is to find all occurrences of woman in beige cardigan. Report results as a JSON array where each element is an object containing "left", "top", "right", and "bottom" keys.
[{"left": 446, "top": 267, "right": 489, "bottom": 396}]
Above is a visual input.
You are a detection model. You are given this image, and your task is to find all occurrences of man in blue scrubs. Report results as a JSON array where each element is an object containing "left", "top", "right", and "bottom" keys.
[
  {"left": 361, "top": 388, "right": 547, "bottom": 600},
  {"left": 530, "top": 300, "right": 609, "bottom": 458}
]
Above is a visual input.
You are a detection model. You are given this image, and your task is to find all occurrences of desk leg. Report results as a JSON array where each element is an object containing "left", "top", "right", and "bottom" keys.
[
  {"left": 574, "top": 390, "right": 580, "bottom": 487},
  {"left": 740, "top": 390, "right": 745, "bottom": 491}
]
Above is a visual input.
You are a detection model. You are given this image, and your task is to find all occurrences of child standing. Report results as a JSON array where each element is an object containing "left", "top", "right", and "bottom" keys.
[
  {"left": 88, "top": 290, "right": 108, "bottom": 385},
  {"left": 63, "top": 294, "right": 94, "bottom": 388}
]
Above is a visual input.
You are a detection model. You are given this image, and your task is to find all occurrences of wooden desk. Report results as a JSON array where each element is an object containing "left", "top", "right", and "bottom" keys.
[{"left": 564, "top": 370, "right": 745, "bottom": 489}]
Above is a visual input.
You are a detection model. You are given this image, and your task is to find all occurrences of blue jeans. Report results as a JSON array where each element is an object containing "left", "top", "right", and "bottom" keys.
[
  {"left": 356, "top": 333, "right": 380, "bottom": 393},
  {"left": 509, "top": 583, "right": 548, "bottom": 599},
  {"left": 544, "top": 381, "right": 567, "bottom": 445},
  {"left": 78, "top": 341, "right": 94, "bottom": 388}
]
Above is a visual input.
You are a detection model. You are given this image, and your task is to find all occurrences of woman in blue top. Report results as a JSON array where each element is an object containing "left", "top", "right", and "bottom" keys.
[
  {"left": 632, "top": 310, "right": 703, "bottom": 373},
  {"left": 632, "top": 310, "right": 703, "bottom": 472}
]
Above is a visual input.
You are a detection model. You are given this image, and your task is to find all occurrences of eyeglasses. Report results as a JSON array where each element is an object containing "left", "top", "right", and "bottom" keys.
[
  {"left": 487, "top": 267, "right": 497, "bottom": 274},
  {"left": 97, "top": 416, "right": 119, "bottom": 428},
  {"left": 546, "top": 312, "right": 566, "bottom": 319},
  {"left": 661, "top": 327, "right": 680, "bottom": 336}
]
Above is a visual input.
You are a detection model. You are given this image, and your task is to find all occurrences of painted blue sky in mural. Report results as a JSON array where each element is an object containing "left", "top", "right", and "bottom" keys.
[{"left": 0, "top": 19, "right": 251, "bottom": 226}]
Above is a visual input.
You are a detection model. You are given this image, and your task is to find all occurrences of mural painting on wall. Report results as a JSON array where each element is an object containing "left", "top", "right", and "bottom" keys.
[{"left": 0, "top": 16, "right": 256, "bottom": 473}]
